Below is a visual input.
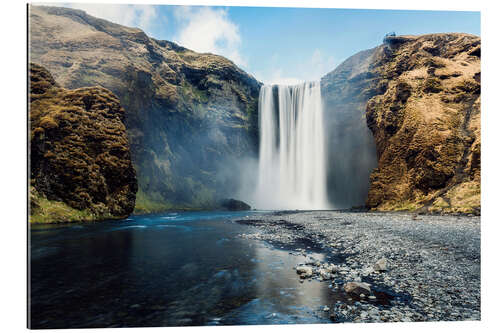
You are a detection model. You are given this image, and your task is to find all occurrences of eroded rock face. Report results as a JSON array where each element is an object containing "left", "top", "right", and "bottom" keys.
[
  {"left": 322, "top": 33, "right": 480, "bottom": 214},
  {"left": 29, "top": 63, "right": 138, "bottom": 222},
  {"left": 29, "top": 5, "right": 261, "bottom": 212},
  {"left": 321, "top": 49, "right": 379, "bottom": 208},
  {"left": 365, "top": 34, "right": 480, "bottom": 214}
]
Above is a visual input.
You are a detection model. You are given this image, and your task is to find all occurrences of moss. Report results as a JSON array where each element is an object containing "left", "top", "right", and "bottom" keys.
[
  {"left": 39, "top": 115, "right": 59, "bottom": 129},
  {"left": 455, "top": 79, "right": 480, "bottom": 94},
  {"left": 30, "top": 5, "right": 262, "bottom": 212},
  {"left": 433, "top": 197, "right": 450, "bottom": 208},
  {"left": 181, "top": 81, "right": 209, "bottom": 104},
  {"left": 29, "top": 64, "right": 137, "bottom": 223},
  {"left": 423, "top": 77, "right": 443, "bottom": 93},
  {"left": 30, "top": 193, "right": 112, "bottom": 224},
  {"left": 133, "top": 188, "right": 215, "bottom": 214},
  {"left": 377, "top": 200, "right": 424, "bottom": 212},
  {"left": 133, "top": 189, "right": 175, "bottom": 214},
  {"left": 447, "top": 181, "right": 480, "bottom": 213},
  {"left": 428, "top": 197, "right": 451, "bottom": 213},
  {"left": 365, "top": 34, "right": 480, "bottom": 214}
]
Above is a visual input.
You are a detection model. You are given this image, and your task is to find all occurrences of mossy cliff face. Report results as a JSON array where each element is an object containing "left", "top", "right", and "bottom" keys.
[
  {"left": 322, "top": 33, "right": 480, "bottom": 214},
  {"left": 29, "top": 63, "right": 138, "bottom": 223},
  {"left": 29, "top": 6, "right": 261, "bottom": 212},
  {"left": 364, "top": 34, "right": 480, "bottom": 214}
]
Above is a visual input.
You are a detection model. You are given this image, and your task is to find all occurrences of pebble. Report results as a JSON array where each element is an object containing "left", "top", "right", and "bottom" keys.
[
  {"left": 236, "top": 211, "right": 480, "bottom": 323},
  {"left": 373, "top": 257, "right": 389, "bottom": 272}
]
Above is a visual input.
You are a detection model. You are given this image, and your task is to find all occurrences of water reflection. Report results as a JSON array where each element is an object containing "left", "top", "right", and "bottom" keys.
[
  {"left": 221, "top": 243, "right": 330, "bottom": 324},
  {"left": 30, "top": 211, "right": 333, "bottom": 328}
]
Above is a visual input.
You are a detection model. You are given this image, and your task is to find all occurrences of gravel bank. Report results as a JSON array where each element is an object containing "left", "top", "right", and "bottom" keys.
[{"left": 234, "top": 211, "right": 480, "bottom": 323}]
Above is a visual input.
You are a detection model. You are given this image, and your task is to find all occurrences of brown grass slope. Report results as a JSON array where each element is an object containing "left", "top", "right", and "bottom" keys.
[
  {"left": 30, "top": 63, "right": 138, "bottom": 223},
  {"left": 365, "top": 34, "right": 480, "bottom": 214}
]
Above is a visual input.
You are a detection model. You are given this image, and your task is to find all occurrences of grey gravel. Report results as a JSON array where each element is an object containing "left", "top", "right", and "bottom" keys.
[{"left": 235, "top": 211, "right": 480, "bottom": 323}]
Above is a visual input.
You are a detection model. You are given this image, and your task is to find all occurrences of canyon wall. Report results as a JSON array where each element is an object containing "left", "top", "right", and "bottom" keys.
[{"left": 29, "top": 5, "right": 261, "bottom": 212}]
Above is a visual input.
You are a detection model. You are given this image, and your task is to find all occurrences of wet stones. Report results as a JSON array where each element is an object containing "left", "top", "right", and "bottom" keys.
[
  {"left": 295, "top": 262, "right": 340, "bottom": 280},
  {"left": 236, "top": 210, "right": 480, "bottom": 322},
  {"left": 344, "top": 282, "right": 372, "bottom": 295},
  {"left": 296, "top": 265, "right": 313, "bottom": 278},
  {"left": 318, "top": 269, "right": 331, "bottom": 280},
  {"left": 374, "top": 257, "right": 389, "bottom": 272}
]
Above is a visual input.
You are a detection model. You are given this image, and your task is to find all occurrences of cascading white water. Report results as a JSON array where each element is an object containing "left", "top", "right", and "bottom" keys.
[{"left": 254, "top": 82, "right": 330, "bottom": 210}]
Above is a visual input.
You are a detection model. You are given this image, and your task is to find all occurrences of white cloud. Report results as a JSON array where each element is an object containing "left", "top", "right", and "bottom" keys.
[
  {"left": 309, "top": 49, "right": 336, "bottom": 79},
  {"left": 255, "top": 68, "right": 303, "bottom": 86},
  {"left": 256, "top": 49, "right": 336, "bottom": 85},
  {"left": 62, "top": 3, "right": 159, "bottom": 35},
  {"left": 173, "top": 6, "right": 246, "bottom": 67}
]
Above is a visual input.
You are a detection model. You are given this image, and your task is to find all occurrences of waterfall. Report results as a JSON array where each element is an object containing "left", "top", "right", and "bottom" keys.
[{"left": 254, "top": 82, "right": 330, "bottom": 210}]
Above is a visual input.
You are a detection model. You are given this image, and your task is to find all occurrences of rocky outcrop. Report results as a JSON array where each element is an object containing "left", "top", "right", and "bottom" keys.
[
  {"left": 29, "top": 5, "right": 261, "bottom": 212},
  {"left": 29, "top": 63, "right": 138, "bottom": 223},
  {"left": 29, "top": 6, "right": 480, "bottom": 215},
  {"left": 323, "top": 33, "right": 480, "bottom": 214},
  {"left": 365, "top": 34, "right": 480, "bottom": 214}
]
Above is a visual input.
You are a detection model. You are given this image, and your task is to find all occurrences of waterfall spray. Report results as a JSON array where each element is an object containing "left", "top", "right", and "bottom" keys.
[{"left": 255, "top": 82, "right": 330, "bottom": 210}]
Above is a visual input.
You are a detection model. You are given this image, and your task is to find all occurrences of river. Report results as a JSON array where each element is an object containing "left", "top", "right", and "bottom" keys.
[{"left": 29, "top": 211, "right": 334, "bottom": 328}]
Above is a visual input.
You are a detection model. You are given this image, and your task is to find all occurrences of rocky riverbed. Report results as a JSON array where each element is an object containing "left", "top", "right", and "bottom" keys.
[{"left": 235, "top": 211, "right": 480, "bottom": 323}]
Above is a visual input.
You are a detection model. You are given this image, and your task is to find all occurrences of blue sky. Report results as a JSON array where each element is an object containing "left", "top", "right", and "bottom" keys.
[{"left": 55, "top": 3, "right": 480, "bottom": 84}]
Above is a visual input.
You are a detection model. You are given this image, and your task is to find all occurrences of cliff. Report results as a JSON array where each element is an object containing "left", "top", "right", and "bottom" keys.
[
  {"left": 29, "top": 63, "right": 138, "bottom": 223},
  {"left": 29, "top": 5, "right": 261, "bottom": 212},
  {"left": 321, "top": 48, "right": 380, "bottom": 208},
  {"left": 365, "top": 34, "right": 480, "bottom": 214},
  {"left": 29, "top": 6, "right": 480, "bottom": 215},
  {"left": 323, "top": 33, "right": 480, "bottom": 214}
]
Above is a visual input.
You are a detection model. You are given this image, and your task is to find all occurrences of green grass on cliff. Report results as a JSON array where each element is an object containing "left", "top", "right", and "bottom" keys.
[
  {"left": 30, "top": 196, "right": 99, "bottom": 224},
  {"left": 133, "top": 189, "right": 177, "bottom": 214},
  {"left": 133, "top": 187, "right": 218, "bottom": 215}
]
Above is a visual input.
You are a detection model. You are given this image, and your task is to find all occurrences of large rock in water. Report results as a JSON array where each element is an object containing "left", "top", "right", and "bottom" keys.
[
  {"left": 29, "top": 63, "right": 138, "bottom": 222},
  {"left": 29, "top": 5, "right": 261, "bottom": 212},
  {"left": 323, "top": 33, "right": 480, "bottom": 214},
  {"left": 219, "top": 198, "right": 251, "bottom": 211}
]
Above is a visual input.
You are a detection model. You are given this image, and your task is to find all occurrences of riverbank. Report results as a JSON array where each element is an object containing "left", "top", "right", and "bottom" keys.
[{"left": 234, "top": 210, "right": 480, "bottom": 322}]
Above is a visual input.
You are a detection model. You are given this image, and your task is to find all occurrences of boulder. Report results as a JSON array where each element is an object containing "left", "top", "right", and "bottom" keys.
[
  {"left": 220, "top": 198, "right": 251, "bottom": 211},
  {"left": 344, "top": 282, "right": 371, "bottom": 295},
  {"left": 373, "top": 258, "right": 388, "bottom": 272},
  {"left": 296, "top": 266, "right": 313, "bottom": 277}
]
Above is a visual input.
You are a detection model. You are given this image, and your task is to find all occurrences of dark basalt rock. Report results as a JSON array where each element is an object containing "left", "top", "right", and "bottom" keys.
[{"left": 219, "top": 198, "right": 251, "bottom": 211}]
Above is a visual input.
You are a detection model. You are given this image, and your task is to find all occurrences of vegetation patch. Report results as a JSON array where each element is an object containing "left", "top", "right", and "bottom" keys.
[
  {"left": 30, "top": 190, "right": 113, "bottom": 223},
  {"left": 29, "top": 63, "right": 138, "bottom": 223}
]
